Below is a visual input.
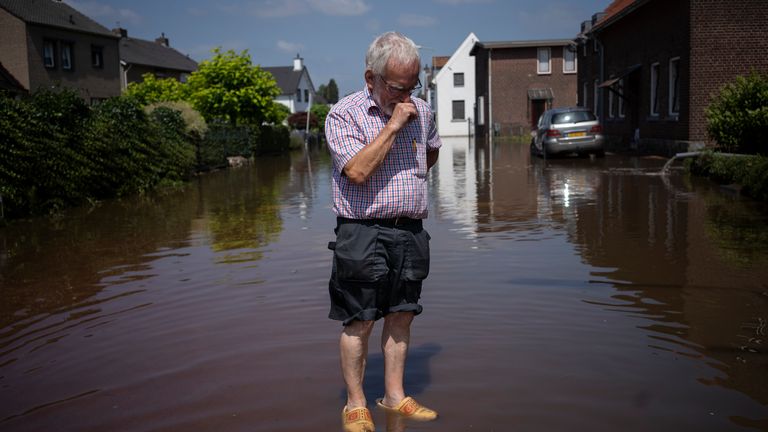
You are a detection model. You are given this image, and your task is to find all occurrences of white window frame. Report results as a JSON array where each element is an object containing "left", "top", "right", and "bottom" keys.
[
  {"left": 452, "top": 100, "right": 465, "bottom": 121},
  {"left": 593, "top": 79, "right": 599, "bottom": 114},
  {"left": 650, "top": 62, "right": 660, "bottom": 117},
  {"left": 43, "top": 40, "right": 55, "bottom": 68},
  {"left": 618, "top": 78, "right": 625, "bottom": 118},
  {"left": 563, "top": 47, "right": 577, "bottom": 74},
  {"left": 668, "top": 57, "right": 680, "bottom": 117},
  {"left": 537, "top": 47, "right": 551, "bottom": 75},
  {"left": 453, "top": 72, "right": 464, "bottom": 87},
  {"left": 607, "top": 78, "right": 615, "bottom": 119},
  {"left": 61, "top": 42, "right": 73, "bottom": 70}
]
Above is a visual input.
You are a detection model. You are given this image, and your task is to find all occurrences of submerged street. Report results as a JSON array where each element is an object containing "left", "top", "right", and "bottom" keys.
[{"left": 1, "top": 138, "right": 767, "bottom": 431}]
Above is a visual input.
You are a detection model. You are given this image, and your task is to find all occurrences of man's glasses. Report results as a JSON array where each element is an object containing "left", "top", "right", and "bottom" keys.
[{"left": 377, "top": 75, "right": 422, "bottom": 96}]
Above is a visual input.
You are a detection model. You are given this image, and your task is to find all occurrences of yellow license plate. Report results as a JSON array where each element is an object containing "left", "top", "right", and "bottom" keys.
[{"left": 568, "top": 131, "right": 586, "bottom": 137}]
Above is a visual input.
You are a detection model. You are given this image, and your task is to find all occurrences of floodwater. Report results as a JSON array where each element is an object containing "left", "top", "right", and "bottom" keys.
[{"left": 1, "top": 138, "right": 768, "bottom": 432}]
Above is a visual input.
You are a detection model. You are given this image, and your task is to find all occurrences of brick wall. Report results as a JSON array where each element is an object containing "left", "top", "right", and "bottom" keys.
[
  {"left": 598, "top": 0, "right": 691, "bottom": 152},
  {"left": 0, "top": 9, "right": 30, "bottom": 89},
  {"left": 689, "top": 0, "right": 768, "bottom": 143},
  {"left": 489, "top": 45, "right": 577, "bottom": 136},
  {"left": 25, "top": 24, "right": 121, "bottom": 100}
]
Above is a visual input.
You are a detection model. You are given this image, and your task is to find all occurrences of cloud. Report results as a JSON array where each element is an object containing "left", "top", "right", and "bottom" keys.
[
  {"left": 277, "top": 40, "right": 305, "bottom": 54},
  {"left": 234, "top": 0, "right": 370, "bottom": 18},
  {"left": 432, "top": 0, "right": 493, "bottom": 4},
  {"left": 397, "top": 14, "right": 438, "bottom": 27},
  {"left": 64, "top": 0, "right": 142, "bottom": 25},
  {"left": 307, "top": 0, "right": 370, "bottom": 16}
]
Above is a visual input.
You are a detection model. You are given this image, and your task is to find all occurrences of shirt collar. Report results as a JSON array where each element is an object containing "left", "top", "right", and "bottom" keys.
[{"left": 363, "top": 86, "right": 385, "bottom": 116}]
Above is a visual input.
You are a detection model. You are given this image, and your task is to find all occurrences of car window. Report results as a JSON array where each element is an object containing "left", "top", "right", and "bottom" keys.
[{"left": 551, "top": 111, "right": 596, "bottom": 124}]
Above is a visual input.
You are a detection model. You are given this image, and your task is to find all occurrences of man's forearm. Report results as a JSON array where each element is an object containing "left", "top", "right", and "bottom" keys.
[{"left": 343, "top": 124, "right": 398, "bottom": 184}]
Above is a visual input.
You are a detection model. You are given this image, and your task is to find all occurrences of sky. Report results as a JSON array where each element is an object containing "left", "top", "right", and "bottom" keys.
[{"left": 65, "top": 0, "right": 613, "bottom": 97}]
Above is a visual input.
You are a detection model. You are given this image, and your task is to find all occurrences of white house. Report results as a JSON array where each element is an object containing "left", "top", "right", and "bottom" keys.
[
  {"left": 432, "top": 32, "right": 479, "bottom": 137},
  {"left": 263, "top": 54, "right": 316, "bottom": 114}
]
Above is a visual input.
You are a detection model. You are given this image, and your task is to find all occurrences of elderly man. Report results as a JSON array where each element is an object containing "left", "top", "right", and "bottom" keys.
[{"left": 325, "top": 31, "right": 441, "bottom": 432}]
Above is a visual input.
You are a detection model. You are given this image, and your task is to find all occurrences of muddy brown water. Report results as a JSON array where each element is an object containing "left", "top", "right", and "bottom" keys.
[{"left": 1, "top": 138, "right": 767, "bottom": 432}]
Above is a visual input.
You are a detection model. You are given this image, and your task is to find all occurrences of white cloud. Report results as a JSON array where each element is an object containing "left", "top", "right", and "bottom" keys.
[
  {"left": 397, "top": 14, "right": 438, "bottom": 27},
  {"left": 307, "top": 0, "right": 370, "bottom": 16},
  {"left": 235, "top": 0, "right": 370, "bottom": 18},
  {"left": 277, "top": 40, "right": 305, "bottom": 54},
  {"left": 64, "top": 0, "right": 142, "bottom": 25}
]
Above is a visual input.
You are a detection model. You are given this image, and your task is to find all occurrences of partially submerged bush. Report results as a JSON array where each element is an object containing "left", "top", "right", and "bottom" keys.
[{"left": 705, "top": 71, "right": 768, "bottom": 155}]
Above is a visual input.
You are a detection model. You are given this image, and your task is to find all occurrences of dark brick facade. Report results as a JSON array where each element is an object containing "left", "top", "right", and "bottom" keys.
[
  {"left": 0, "top": 4, "right": 121, "bottom": 102},
  {"left": 578, "top": 0, "right": 768, "bottom": 155},
  {"left": 472, "top": 41, "right": 578, "bottom": 141}
]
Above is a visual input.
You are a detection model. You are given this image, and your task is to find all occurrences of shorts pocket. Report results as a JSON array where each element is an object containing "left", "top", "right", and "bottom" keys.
[
  {"left": 333, "top": 223, "right": 387, "bottom": 282},
  {"left": 402, "top": 229, "right": 430, "bottom": 281}
]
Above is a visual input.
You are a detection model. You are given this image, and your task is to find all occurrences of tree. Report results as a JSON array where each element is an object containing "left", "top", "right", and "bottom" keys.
[
  {"left": 310, "top": 103, "right": 330, "bottom": 131},
  {"left": 124, "top": 74, "right": 188, "bottom": 106},
  {"left": 326, "top": 79, "right": 339, "bottom": 103},
  {"left": 187, "top": 48, "right": 282, "bottom": 126}
]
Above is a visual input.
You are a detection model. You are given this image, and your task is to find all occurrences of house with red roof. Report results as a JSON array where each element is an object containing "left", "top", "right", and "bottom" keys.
[{"left": 577, "top": 0, "right": 768, "bottom": 155}]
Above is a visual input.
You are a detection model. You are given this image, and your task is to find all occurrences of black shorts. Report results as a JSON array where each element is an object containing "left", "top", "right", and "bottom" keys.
[{"left": 328, "top": 217, "right": 431, "bottom": 326}]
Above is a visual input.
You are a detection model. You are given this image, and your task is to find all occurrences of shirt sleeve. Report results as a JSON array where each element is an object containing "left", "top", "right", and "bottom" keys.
[
  {"left": 426, "top": 110, "right": 442, "bottom": 151},
  {"left": 325, "top": 108, "right": 366, "bottom": 172}
]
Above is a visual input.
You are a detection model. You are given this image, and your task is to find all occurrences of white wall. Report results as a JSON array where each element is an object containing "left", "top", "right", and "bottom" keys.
[{"left": 434, "top": 33, "right": 478, "bottom": 137}]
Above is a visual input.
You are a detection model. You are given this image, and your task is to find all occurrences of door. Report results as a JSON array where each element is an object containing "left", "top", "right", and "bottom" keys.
[{"left": 531, "top": 99, "right": 546, "bottom": 130}]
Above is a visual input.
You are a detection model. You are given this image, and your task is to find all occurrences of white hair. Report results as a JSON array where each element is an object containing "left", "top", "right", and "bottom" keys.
[{"left": 365, "top": 31, "right": 420, "bottom": 75}]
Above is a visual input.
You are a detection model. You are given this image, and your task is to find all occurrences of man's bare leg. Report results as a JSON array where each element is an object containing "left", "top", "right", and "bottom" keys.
[
  {"left": 380, "top": 311, "right": 414, "bottom": 407},
  {"left": 340, "top": 320, "right": 375, "bottom": 409}
]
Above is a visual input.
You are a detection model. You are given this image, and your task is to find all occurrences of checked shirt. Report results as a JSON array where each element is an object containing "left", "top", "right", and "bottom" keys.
[{"left": 325, "top": 87, "right": 442, "bottom": 220}]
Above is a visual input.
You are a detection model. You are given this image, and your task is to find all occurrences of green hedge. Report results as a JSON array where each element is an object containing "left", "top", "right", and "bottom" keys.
[
  {"left": 688, "top": 152, "right": 768, "bottom": 201},
  {"left": 0, "top": 88, "right": 293, "bottom": 220},
  {"left": 0, "top": 89, "right": 194, "bottom": 219},
  {"left": 705, "top": 71, "right": 768, "bottom": 155}
]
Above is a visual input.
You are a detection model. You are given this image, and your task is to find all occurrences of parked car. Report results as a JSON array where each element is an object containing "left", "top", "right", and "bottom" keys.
[{"left": 530, "top": 107, "right": 605, "bottom": 158}]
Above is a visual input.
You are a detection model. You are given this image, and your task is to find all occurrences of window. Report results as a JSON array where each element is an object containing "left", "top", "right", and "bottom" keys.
[
  {"left": 537, "top": 48, "right": 551, "bottom": 74},
  {"left": 296, "top": 89, "right": 301, "bottom": 102},
  {"left": 91, "top": 45, "right": 103, "bottom": 68},
  {"left": 582, "top": 82, "right": 588, "bottom": 108},
  {"left": 593, "top": 79, "right": 599, "bottom": 114},
  {"left": 618, "top": 79, "right": 625, "bottom": 118},
  {"left": 304, "top": 89, "right": 309, "bottom": 103},
  {"left": 452, "top": 100, "right": 465, "bottom": 120},
  {"left": 43, "top": 40, "right": 56, "bottom": 68},
  {"left": 453, "top": 72, "right": 464, "bottom": 87},
  {"left": 608, "top": 78, "right": 615, "bottom": 118},
  {"left": 61, "top": 42, "right": 73, "bottom": 70},
  {"left": 668, "top": 57, "right": 680, "bottom": 116},
  {"left": 650, "top": 62, "right": 660, "bottom": 116},
  {"left": 563, "top": 47, "right": 576, "bottom": 73}
]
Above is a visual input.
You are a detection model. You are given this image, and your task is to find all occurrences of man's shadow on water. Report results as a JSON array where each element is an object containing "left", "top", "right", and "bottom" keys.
[{"left": 338, "top": 342, "right": 442, "bottom": 402}]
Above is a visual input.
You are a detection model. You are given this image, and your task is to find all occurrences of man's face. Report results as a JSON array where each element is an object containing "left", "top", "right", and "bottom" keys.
[{"left": 366, "top": 59, "right": 421, "bottom": 116}]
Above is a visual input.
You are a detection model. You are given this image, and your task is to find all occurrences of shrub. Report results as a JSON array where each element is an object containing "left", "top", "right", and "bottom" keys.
[
  {"left": 689, "top": 151, "right": 768, "bottom": 201},
  {"left": 705, "top": 71, "right": 768, "bottom": 154},
  {"left": 0, "top": 88, "right": 91, "bottom": 216},
  {"left": 148, "top": 106, "right": 197, "bottom": 183}
]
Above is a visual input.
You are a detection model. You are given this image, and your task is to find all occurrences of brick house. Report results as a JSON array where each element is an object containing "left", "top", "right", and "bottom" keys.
[
  {"left": 0, "top": 0, "right": 121, "bottom": 103},
  {"left": 578, "top": 0, "right": 768, "bottom": 155},
  {"left": 470, "top": 39, "right": 578, "bottom": 142},
  {"left": 114, "top": 28, "right": 198, "bottom": 90}
]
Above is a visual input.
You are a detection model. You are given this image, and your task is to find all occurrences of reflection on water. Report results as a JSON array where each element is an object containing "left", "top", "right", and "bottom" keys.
[{"left": 1, "top": 138, "right": 767, "bottom": 431}]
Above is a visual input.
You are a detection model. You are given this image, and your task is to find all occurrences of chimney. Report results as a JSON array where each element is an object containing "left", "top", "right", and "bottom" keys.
[
  {"left": 155, "top": 33, "right": 169, "bottom": 47},
  {"left": 293, "top": 54, "right": 303, "bottom": 71},
  {"left": 112, "top": 27, "right": 127, "bottom": 38}
]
